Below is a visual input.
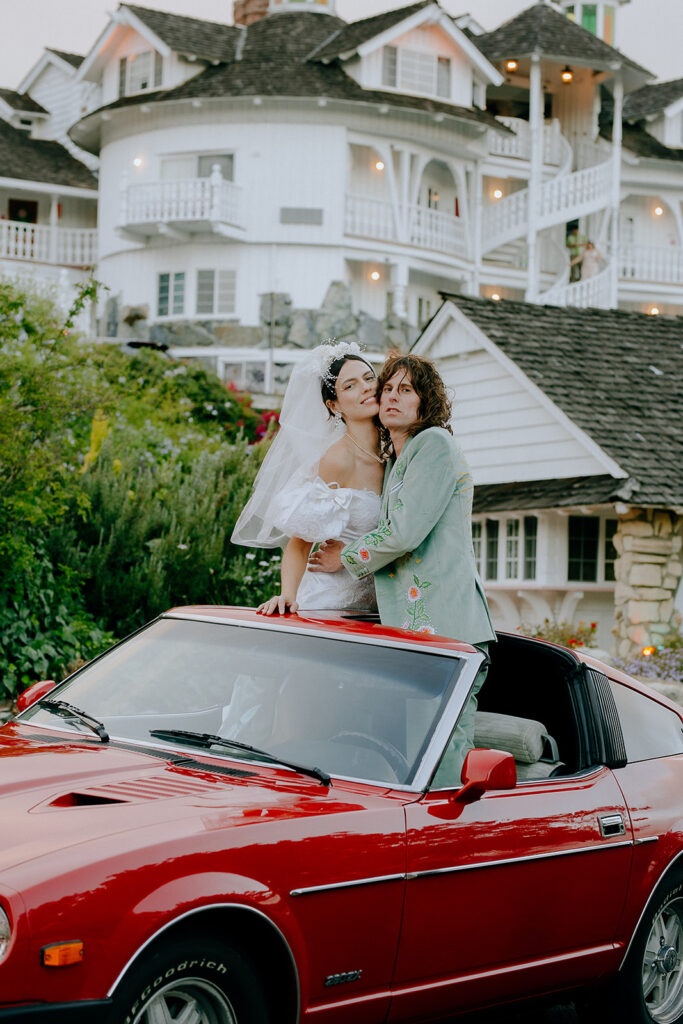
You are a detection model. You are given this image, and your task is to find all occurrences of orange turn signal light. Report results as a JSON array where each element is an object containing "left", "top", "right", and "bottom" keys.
[{"left": 41, "top": 941, "right": 84, "bottom": 967}]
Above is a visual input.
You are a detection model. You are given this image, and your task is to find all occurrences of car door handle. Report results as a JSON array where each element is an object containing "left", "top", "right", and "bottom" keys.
[{"left": 599, "top": 813, "right": 626, "bottom": 838}]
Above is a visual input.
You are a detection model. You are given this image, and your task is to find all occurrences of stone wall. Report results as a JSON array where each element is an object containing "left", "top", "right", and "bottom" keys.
[
  {"left": 104, "top": 282, "right": 418, "bottom": 353},
  {"left": 613, "top": 508, "right": 683, "bottom": 657}
]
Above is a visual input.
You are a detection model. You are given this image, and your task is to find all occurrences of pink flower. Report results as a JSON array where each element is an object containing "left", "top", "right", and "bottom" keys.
[
  {"left": 419, "top": 625, "right": 436, "bottom": 634},
  {"left": 359, "top": 546, "right": 371, "bottom": 562},
  {"left": 408, "top": 585, "right": 421, "bottom": 602}
]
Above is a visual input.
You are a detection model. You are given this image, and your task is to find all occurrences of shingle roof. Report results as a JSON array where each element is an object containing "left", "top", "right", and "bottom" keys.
[
  {"left": 75, "top": 10, "right": 506, "bottom": 141},
  {"left": 0, "top": 118, "right": 97, "bottom": 189},
  {"left": 308, "top": 1, "right": 431, "bottom": 61},
  {"left": 472, "top": 475, "right": 630, "bottom": 514},
  {"left": 624, "top": 78, "right": 683, "bottom": 120},
  {"left": 46, "top": 49, "right": 85, "bottom": 69},
  {"left": 439, "top": 294, "right": 683, "bottom": 507},
  {"left": 475, "top": 2, "right": 649, "bottom": 77},
  {"left": 122, "top": 4, "right": 242, "bottom": 62},
  {"left": 600, "top": 86, "right": 683, "bottom": 162},
  {"left": 0, "top": 89, "right": 48, "bottom": 115}
]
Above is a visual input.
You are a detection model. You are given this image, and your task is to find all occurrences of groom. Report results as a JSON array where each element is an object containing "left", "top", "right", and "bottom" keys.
[{"left": 308, "top": 352, "right": 495, "bottom": 781}]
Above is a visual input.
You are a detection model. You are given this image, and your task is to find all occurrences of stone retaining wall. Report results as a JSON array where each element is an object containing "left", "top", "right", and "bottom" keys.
[{"left": 613, "top": 508, "right": 683, "bottom": 658}]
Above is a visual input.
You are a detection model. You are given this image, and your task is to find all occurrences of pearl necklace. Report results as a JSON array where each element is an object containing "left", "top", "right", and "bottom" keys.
[{"left": 345, "top": 432, "right": 384, "bottom": 465}]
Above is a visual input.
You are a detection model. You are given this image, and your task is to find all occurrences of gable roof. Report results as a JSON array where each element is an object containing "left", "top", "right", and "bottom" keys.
[
  {"left": 0, "top": 89, "right": 48, "bottom": 115},
  {"left": 46, "top": 49, "right": 85, "bottom": 70},
  {"left": 599, "top": 86, "right": 683, "bottom": 162},
  {"left": 121, "top": 4, "right": 242, "bottom": 62},
  {"left": 433, "top": 295, "right": 683, "bottom": 508},
  {"left": 70, "top": 10, "right": 507, "bottom": 153},
  {"left": 624, "top": 77, "right": 683, "bottom": 121},
  {"left": 0, "top": 118, "right": 97, "bottom": 190},
  {"left": 475, "top": 2, "right": 650, "bottom": 79},
  {"left": 308, "top": 1, "right": 431, "bottom": 61}
]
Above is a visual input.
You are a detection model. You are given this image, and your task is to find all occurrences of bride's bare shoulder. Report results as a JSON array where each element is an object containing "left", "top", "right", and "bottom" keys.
[{"left": 319, "top": 437, "right": 353, "bottom": 485}]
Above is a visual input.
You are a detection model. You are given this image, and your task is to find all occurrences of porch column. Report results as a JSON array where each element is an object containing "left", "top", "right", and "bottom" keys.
[
  {"left": 470, "top": 162, "right": 483, "bottom": 296},
  {"left": 609, "top": 70, "right": 623, "bottom": 309},
  {"left": 391, "top": 262, "right": 409, "bottom": 320},
  {"left": 525, "top": 54, "right": 543, "bottom": 302},
  {"left": 49, "top": 193, "right": 59, "bottom": 264}
]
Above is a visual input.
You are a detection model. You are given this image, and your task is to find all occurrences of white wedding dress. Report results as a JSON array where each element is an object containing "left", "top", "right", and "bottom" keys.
[{"left": 273, "top": 477, "right": 381, "bottom": 611}]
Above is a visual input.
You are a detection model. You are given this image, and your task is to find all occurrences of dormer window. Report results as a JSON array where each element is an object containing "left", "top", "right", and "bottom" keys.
[
  {"left": 381, "top": 46, "right": 452, "bottom": 100},
  {"left": 118, "top": 50, "right": 163, "bottom": 98},
  {"left": 563, "top": 2, "right": 617, "bottom": 44}
]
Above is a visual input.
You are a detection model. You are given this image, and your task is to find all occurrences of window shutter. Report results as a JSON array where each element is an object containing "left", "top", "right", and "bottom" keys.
[
  {"left": 382, "top": 46, "right": 397, "bottom": 88},
  {"left": 118, "top": 57, "right": 127, "bottom": 98},
  {"left": 154, "top": 51, "right": 163, "bottom": 88}
]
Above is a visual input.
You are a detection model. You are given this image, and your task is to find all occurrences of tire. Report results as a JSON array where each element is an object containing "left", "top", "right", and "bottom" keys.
[
  {"left": 581, "top": 871, "right": 683, "bottom": 1024},
  {"left": 109, "top": 937, "right": 271, "bottom": 1024}
]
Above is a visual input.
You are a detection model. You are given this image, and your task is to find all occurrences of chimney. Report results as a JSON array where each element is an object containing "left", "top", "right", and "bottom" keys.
[{"left": 233, "top": 0, "right": 269, "bottom": 25}]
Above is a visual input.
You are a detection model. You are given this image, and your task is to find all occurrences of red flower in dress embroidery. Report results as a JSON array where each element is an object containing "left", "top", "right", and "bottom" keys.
[
  {"left": 359, "top": 546, "right": 371, "bottom": 562},
  {"left": 408, "top": 585, "right": 421, "bottom": 603}
]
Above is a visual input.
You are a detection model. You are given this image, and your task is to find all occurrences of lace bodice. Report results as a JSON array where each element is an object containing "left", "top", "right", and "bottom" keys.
[{"left": 273, "top": 478, "right": 381, "bottom": 611}]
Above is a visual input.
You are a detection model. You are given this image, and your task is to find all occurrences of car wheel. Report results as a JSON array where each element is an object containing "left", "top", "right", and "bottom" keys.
[
  {"left": 585, "top": 872, "right": 683, "bottom": 1024},
  {"left": 109, "top": 937, "right": 271, "bottom": 1024}
]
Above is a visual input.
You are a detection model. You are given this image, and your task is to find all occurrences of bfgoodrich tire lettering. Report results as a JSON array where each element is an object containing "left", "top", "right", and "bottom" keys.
[{"left": 109, "top": 938, "right": 271, "bottom": 1024}]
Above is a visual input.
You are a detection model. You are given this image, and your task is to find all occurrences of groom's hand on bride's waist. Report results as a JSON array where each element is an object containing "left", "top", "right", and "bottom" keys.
[{"left": 308, "top": 539, "right": 344, "bottom": 573}]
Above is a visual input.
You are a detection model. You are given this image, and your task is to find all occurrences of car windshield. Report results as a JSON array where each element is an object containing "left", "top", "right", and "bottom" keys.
[{"left": 19, "top": 617, "right": 465, "bottom": 787}]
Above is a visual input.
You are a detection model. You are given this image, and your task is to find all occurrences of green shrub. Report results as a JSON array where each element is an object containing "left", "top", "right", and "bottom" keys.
[{"left": 520, "top": 619, "right": 598, "bottom": 649}]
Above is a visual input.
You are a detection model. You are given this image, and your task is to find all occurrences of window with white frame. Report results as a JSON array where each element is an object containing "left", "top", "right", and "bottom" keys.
[
  {"left": 473, "top": 516, "right": 538, "bottom": 582},
  {"left": 381, "top": 45, "right": 452, "bottom": 99},
  {"left": 196, "top": 269, "right": 237, "bottom": 316},
  {"left": 161, "top": 154, "right": 234, "bottom": 181},
  {"left": 118, "top": 51, "right": 162, "bottom": 98},
  {"left": 157, "top": 272, "right": 185, "bottom": 317}
]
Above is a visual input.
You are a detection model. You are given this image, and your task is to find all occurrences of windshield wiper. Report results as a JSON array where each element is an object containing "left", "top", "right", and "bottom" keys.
[
  {"left": 149, "top": 729, "right": 331, "bottom": 786},
  {"left": 38, "top": 700, "right": 109, "bottom": 743}
]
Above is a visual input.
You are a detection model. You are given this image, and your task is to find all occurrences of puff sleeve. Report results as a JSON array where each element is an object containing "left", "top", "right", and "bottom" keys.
[{"left": 273, "top": 478, "right": 354, "bottom": 543}]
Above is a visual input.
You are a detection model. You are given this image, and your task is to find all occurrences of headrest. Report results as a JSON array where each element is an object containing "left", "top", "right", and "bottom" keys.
[{"left": 474, "top": 711, "right": 549, "bottom": 764}]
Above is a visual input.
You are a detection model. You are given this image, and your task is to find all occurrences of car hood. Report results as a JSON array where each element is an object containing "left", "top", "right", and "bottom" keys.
[{"left": 0, "top": 724, "right": 387, "bottom": 874}]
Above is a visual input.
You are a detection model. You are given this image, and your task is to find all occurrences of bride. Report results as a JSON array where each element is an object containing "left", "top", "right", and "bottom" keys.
[{"left": 231, "top": 341, "right": 384, "bottom": 614}]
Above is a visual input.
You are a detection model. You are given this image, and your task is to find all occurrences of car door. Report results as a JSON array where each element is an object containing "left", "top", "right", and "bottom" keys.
[{"left": 388, "top": 766, "right": 633, "bottom": 1022}]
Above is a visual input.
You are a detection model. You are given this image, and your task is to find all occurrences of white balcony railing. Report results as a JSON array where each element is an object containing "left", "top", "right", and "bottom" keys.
[
  {"left": 620, "top": 244, "right": 683, "bottom": 286},
  {"left": 489, "top": 117, "right": 568, "bottom": 167},
  {"left": 121, "top": 175, "right": 244, "bottom": 230},
  {"left": 407, "top": 203, "right": 467, "bottom": 257},
  {"left": 0, "top": 219, "right": 97, "bottom": 267},
  {"left": 344, "top": 194, "right": 397, "bottom": 243},
  {"left": 482, "top": 189, "right": 529, "bottom": 252},
  {"left": 344, "top": 194, "right": 465, "bottom": 257}
]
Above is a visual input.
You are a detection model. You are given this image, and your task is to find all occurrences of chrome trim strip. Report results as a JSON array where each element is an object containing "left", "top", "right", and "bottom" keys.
[
  {"left": 107, "top": 903, "right": 300, "bottom": 1022},
  {"left": 634, "top": 835, "right": 660, "bottom": 845},
  {"left": 406, "top": 840, "right": 634, "bottom": 880},
  {"left": 619, "top": 849, "right": 683, "bottom": 970},
  {"left": 290, "top": 873, "right": 405, "bottom": 897}
]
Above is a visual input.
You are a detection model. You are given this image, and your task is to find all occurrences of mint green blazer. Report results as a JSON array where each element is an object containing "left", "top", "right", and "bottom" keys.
[{"left": 341, "top": 427, "right": 496, "bottom": 645}]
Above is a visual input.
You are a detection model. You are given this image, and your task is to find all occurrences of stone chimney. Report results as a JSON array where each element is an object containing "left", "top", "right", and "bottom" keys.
[{"left": 233, "top": 0, "right": 269, "bottom": 25}]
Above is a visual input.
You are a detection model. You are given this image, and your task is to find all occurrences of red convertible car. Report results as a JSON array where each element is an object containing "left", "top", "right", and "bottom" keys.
[{"left": 0, "top": 606, "right": 682, "bottom": 1024}]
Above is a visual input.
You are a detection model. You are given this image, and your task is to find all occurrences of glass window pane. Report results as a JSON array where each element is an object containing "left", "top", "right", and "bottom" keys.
[
  {"left": 568, "top": 516, "right": 599, "bottom": 582},
  {"left": 582, "top": 3, "right": 597, "bottom": 34},
  {"left": 565, "top": 4, "right": 575, "bottom": 19},
  {"left": 217, "top": 270, "right": 236, "bottom": 314},
  {"left": 129, "top": 51, "right": 153, "bottom": 92},
  {"left": 604, "top": 518, "right": 618, "bottom": 582},
  {"left": 154, "top": 51, "right": 163, "bottom": 88},
  {"left": 382, "top": 46, "right": 397, "bottom": 88},
  {"left": 400, "top": 49, "right": 435, "bottom": 95},
  {"left": 436, "top": 57, "right": 451, "bottom": 99},
  {"left": 486, "top": 520, "right": 499, "bottom": 580},
  {"left": 523, "top": 516, "right": 538, "bottom": 580},
  {"left": 610, "top": 681, "right": 683, "bottom": 762},
  {"left": 472, "top": 521, "right": 482, "bottom": 574},
  {"left": 118, "top": 57, "right": 127, "bottom": 98},
  {"left": 505, "top": 519, "right": 520, "bottom": 579},
  {"left": 196, "top": 269, "right": 215, "bottom": 315},
  {"left": 172, "top": 272, "right": 185, "bottom": 315},
  {"left": 603, "top": 4, "right": 615, "bottom": 43},
  {"left": 197, "top": 154, "right": 234, "bottom": 181},
  {"left": 157, "top": 273, "right": 169, "bottom": 317}
]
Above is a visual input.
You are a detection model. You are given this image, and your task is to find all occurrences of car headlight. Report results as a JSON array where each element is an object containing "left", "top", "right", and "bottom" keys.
[{"left": 0, "top": 907, "right": 11, "bottom": 960}]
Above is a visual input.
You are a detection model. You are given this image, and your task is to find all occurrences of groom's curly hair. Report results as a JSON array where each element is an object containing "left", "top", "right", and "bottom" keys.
[{"left": 376, "top": 353, "right": 453, "bottom": 444}]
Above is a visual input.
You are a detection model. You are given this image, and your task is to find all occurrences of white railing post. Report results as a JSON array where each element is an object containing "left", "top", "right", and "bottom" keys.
[
  {"left": 609, "top": 71, "right": 623, "bottom": 309},
  {"left": 49, "top": 194, "right": 59, "bottom": 264},
  {"left": 210, "top": 164, "right": 224, "bottom": 222}
]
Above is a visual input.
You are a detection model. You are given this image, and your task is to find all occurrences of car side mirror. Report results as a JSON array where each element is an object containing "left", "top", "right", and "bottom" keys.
[
  {"left": 454, "top": 748, "right": 517, "bottom": 803},
  {"left": 16, "top": 679, "right": 56, "bottom": 713}
]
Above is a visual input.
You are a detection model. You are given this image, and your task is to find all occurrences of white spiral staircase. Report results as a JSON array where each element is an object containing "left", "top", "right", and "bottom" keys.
[{"left": 485, "top": 118, "right": 614, "bottom": 308}]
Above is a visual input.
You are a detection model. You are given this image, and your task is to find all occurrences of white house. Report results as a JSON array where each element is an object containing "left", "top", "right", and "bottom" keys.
[
  {"left": 2, "top": 0, "right": 683, "bottom": 346},
  {"left": 413, "top": 293, "right": 683, "bottom": 655}
]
